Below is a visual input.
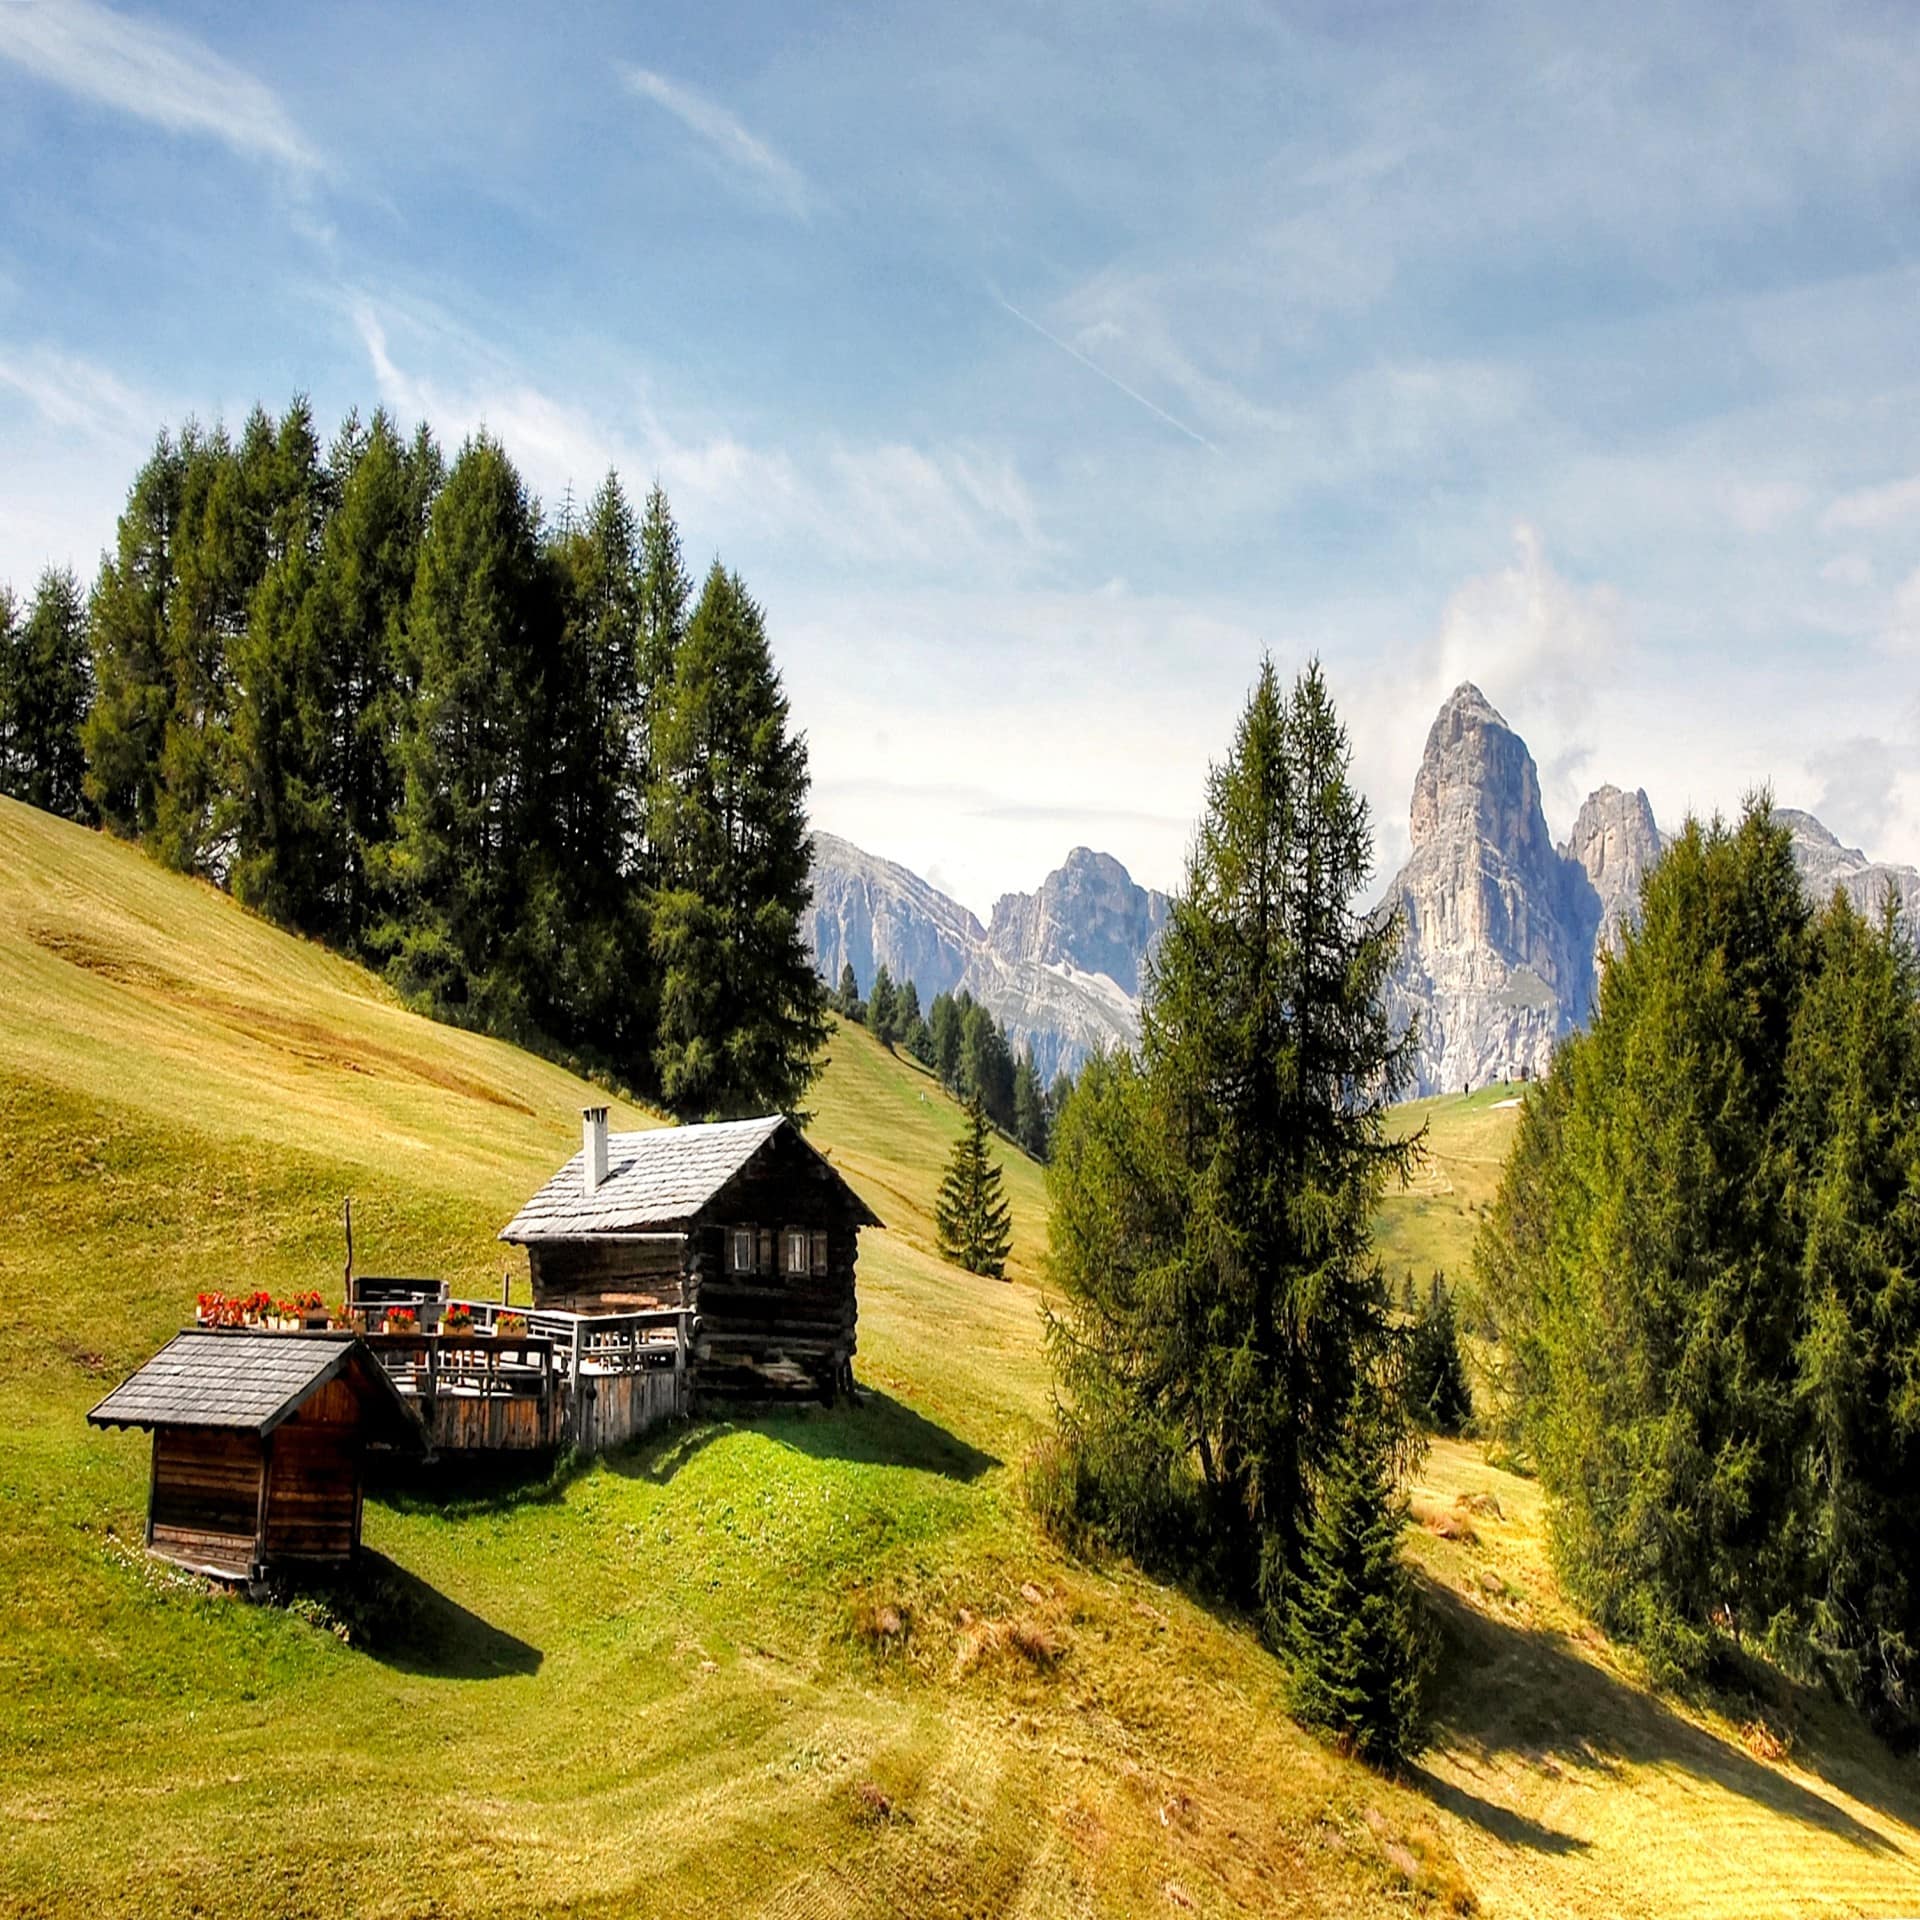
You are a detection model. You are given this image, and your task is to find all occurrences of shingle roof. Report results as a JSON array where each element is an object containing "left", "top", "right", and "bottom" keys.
[
  {"left": 500, "top": 1114, "right": 878, "bottom": 1240},
  {"left": 88, "top": 1332, "right": 424, "bottom": 1447}
]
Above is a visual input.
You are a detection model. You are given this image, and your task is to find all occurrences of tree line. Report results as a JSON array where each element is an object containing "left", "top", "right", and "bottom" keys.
[
  {"left": 0, "top": 400, "right": 824, "bottom": 1121},
  {"left": 1479, "top": 800, "right": 1920, "bottom": 1731},
  {"left": 829, "top": 959, "right": 1067, "bottom": 1159}
]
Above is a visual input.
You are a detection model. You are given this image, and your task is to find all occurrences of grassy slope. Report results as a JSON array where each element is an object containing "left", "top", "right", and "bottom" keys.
[
  {"left": 1374, "top": 1084, "right": 1530, "bottom": 1299},
  {"left": 2, "top": 796, "right": 1918, "bottom": 1918}
]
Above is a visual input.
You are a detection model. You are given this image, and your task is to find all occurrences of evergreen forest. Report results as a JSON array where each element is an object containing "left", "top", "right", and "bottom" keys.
[{"left": 0, "top": 401, "right": 823, "bottom": 1121}]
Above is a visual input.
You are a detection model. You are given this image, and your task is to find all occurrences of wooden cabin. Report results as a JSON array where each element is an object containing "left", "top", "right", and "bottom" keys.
[
  {"left": 88, "top": 1332, "right": 425, "bottom": 1583},
  {"left": 500, "top": 1110, "right": 881, "bottom": 1402}
]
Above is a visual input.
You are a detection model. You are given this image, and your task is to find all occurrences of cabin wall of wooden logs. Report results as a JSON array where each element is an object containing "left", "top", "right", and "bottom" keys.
[{"left": 148, "top": 1376, "right": 364, "bottom": 1579}]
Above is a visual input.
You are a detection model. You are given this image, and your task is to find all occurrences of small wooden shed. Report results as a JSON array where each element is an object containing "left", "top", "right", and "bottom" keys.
[
  {"left": 88, "top": 1331, "right": 425, "bottom": 1582},
  {"left": 501, "top": 1110, "right": 882, "bottom": 1402}
]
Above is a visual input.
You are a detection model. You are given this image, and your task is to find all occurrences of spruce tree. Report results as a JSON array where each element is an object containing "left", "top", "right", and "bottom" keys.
[
  {"left": 1480, "top": 797, "right": 1814, "bottom": 1679},
  {"left": 936, "top": 1096, "right": 1014, "bottom": 1279},
  {"left": 4, "top": 568, "right": 92, "bottom": 818},
  {"left": 1783, "top": 886, "right": 1920, "bottom": 1725},
  {"left": 960, "top": 998, "right": 1015, "bottom": 1128},
  {"left": 929, "top": 990, "right": 964, "bottom": 1085},
  {"left": 867, "top": 963, "right": 897, "bottom": 1043},
  {"left": 1013, "top": 1048, "right": 1049, "bottom": 1159},
  {"left": 1046, "top": 658, "right": 1416, "bottom": 1632},
  {"left": 637, "top": 481, "right": 692, "bottom": 878},
  {"left": 85, "top": 430, "right": 187, "bottom": 838},
  {"left": 227, "top": 400, "right": 333, "bottom": 925},
  {"left": 835, "top": 961, "right": 862, "bottom": 1019},
  {"left": 1285, "top": 1384, "right": 1427, "bottom": 1767},
  {"left": 1407, "top": 1274, "right": 1473, "bottom": 1435},
  {"left": 377, "top": 434, "right": 550, "bottom": 1032},
  {"left": 307, "top": 409, "right": 441, "bottom": 944},
  {"left": 648, "top": 562, "right": 826, "bottom": 1118}
]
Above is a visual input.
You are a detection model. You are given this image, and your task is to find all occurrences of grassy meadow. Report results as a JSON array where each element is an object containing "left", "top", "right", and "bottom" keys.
[{"left": 3, "top": 795, "right": 1919, "bottom": 1917}]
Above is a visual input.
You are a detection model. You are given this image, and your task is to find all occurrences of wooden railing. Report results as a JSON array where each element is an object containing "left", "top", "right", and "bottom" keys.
[{"left": 363, "top": 1301, "right": 689, "bottom": 1400}]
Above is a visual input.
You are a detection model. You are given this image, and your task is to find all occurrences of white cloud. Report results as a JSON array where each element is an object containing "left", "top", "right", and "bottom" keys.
[
  {"left": 1821, "top": 473, "right": 1920, "bottom": 534},
  {"left": 1, "top": 0, "right": 318, "bottom": 170},
  {"left": 0, "top": 343, "right": 156, "bottom": 442},
  {"left": 621, "top": 66, "right": 814, "bottom": 220},
  {"left": 348, "top": 294, "right": 1047, "bottom": 585}
]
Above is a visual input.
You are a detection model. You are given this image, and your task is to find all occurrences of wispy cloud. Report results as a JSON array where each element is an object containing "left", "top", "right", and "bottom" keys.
[
  {"left": 0, "top": 343, "right": 156, "bottom": 442},
  {"left": 994, "top": 294, "right": 1217, "bottom": 451},
  {"left": 1, "top": 0, "right": 319, "bottom": 171},
  {"left": 1821, "top": 473, "right": 1920, "bottom": 534},
  {"left": 620, "top": 66, "right": 813, "bottom": 220}
]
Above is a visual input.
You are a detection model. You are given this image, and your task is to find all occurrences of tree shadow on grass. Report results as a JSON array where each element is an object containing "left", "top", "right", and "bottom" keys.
[
  {"left": 1418, "top": 1575, "right": 1905, "bottom": 1858},
  {"left": 286, "top": 1551, "right": 542, "bottom": 1680},
  {"left": 606, "top": 1390, "right": 999, "bottom": 1486}
]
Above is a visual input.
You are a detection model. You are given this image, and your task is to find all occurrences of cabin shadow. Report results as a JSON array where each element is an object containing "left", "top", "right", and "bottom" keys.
[
  {"left": 290, "top": 1551, "right": 543, "bottom": 1680},
  {"left": 612, "top": 1389, "right": 999, "bottom": 1485},
  {"left": 371, "top": 1445, "right": 593, "bottom": 1516},
  {"left": 1419, "top": 1575, "right": 1906, "bottom": 1857}
]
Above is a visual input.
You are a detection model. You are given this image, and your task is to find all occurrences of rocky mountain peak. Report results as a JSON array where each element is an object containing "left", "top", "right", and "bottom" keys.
[
  {"left": 1409, "top": 683, "right": 1556, "bottom": 873},
  {"left": 986, "top": 848, "right": 1170, "bottom": 998},
  {"left": 1562, "top": 785, "right": 1662, "bottom": 971}
]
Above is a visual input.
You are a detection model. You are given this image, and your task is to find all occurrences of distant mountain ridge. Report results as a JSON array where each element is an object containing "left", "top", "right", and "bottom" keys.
[
  {"left": 1379, "top": 684, "right": 1920, "bottom": 1096},
  {"left": 807, "top": 834, "right": 1168, "bottom": 1081}
]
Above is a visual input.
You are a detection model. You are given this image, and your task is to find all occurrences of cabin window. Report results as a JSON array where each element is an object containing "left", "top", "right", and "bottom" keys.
[
  {"left": 811, "top": 1231, "right": 829, "bottom": 1275},
  {"left": 730, "top": 1229, "right": 755, "bottom": 1274},
  {"left": 783, "top": 1227, "right": 810, "bottom": 1276}
]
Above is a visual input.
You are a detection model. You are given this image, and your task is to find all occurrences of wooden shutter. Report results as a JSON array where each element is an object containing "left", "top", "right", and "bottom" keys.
[{"left": 810, "top": 1231, "right": 829, "bottom": 1276}]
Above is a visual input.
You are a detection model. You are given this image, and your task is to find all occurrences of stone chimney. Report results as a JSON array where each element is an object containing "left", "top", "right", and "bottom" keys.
[{"left": 582, "top": 1106, "right": 609, "bottom": 1197}]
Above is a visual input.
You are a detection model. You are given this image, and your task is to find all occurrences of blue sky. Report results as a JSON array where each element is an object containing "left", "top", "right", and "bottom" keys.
[{"left": 4, "top": 0, "right": 1918, "bottom": 913}]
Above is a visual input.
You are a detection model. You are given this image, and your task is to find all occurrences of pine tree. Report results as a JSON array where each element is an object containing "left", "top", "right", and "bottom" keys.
[
  {"left": 936, "top": 1096, "right": 1014, "bottom": 1279},
  {"left": 308, "top": 410, "right": 441, "bottom": 944},
  {"left": 0, "top": 586, "right": 17, "bottom": 793},
  {"left": 1782, "top": 886, "right": 1920, "bottom": 1725},
  {"left": 835, "top": 960, "right": 862, "bottom": 1020},
  {"left": 929, "top": 990, "right": 964, "bottom": 1085},
  {"left": 227, "top": 400, "right": 333, "bottom": 925},
  {"left": 1284, "top": 1385, "right": 1427, "bottom": 1767},
  {"left": 85, "top": 430, "right": 187, "bottom": 838},
  {"left": 1480, "top": 797, "right": 1814, "bottom": 1679},
  {"left": 1013, "top": 1048, "right": 1049, "bottom": 1159},
  {"left": 1407, "top": 1273, "right": 1473, "bottom": 1435},
  {"left": 637, "top": 481, "right": 691, "bottom": 879},
  {"left": 648, "top": 562, "right": 826, "bottom": 1118},
  {"left": 3, "top": 568, "right": 92, "bottom": 818},
  {"left": 1045, "top": 657, "right": 1416, "bottom": 1632},
  {"left": 376, "top": 434, "right": 550, "bottom": 1032},
  {"left": 867, "top": 963, "right": 897, "bottom": 1043},
  {"left": 960, "top": 998, "right": 1015, "bottom": 1128}
]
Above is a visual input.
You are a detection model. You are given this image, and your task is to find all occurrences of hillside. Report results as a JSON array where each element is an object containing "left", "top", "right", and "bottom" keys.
[{"left": 4, "top": 796, "right": 1920, "bottom": 1918}]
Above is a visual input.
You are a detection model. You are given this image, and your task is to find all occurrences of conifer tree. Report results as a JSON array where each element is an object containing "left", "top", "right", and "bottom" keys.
[
  {"left": 936, "top": 1095, "right": 1014, "bottom": 1279},
  {"left": 961, "top": 997, "right": 1015, "bottom": 1128},
  {"left": 1407, "top": 1273, "right": 1473, "bottom": 1435},
  {"left": 1013, "top": 1048, "right": 1049, "bottom": 1159},
  {"left": 648, "top": 561, "right": 825, "bottom": 1118},
  {"left": 0, "top": 586, "right": 17, "bottom": 792},
  {"left": 377, "top": 434, "right": 550, "bottom": 1032},
  {"left": 637, "top": 481, "right": 692, "bottom": 877},
  {"left": 307, "top": 410, "right": 440, "bottom": 944},
  {"left": 835, "top": 960, "right": 862, "bottom": 1019},
  {"left": 929, "top": 989, "right": 964, "bottom": 1085},
  {"left": 85, "top": 430, "right": 188, "bottom": 838},
  {"left": 1046, "top": 657, "right": 1416, "bottom": 1633},
  {"left": 1284, "top": 1384, "right": 1427, "bottom": 1766},
  {"left": 2, "top": 568, "right": 92, "bottom": 818},
  {"left": 867, "top": 963, "right": 897, "bottom": 1043},
  {"left": 227, "top": 400, "right": 333, "bottom": 924}
]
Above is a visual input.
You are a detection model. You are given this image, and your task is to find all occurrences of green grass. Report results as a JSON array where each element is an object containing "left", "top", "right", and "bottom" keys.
[
  {"left": 4, "top": 795, "right": 1920, "bottom": 1918},
  {"left": 1373, "top": 1083, "right": 1529, "bottom": 1302}
]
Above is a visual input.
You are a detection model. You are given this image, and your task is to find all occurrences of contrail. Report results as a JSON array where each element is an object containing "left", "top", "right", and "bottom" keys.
[{"left": 994, "top": 293, "right": 1217, "bottom": 452}]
